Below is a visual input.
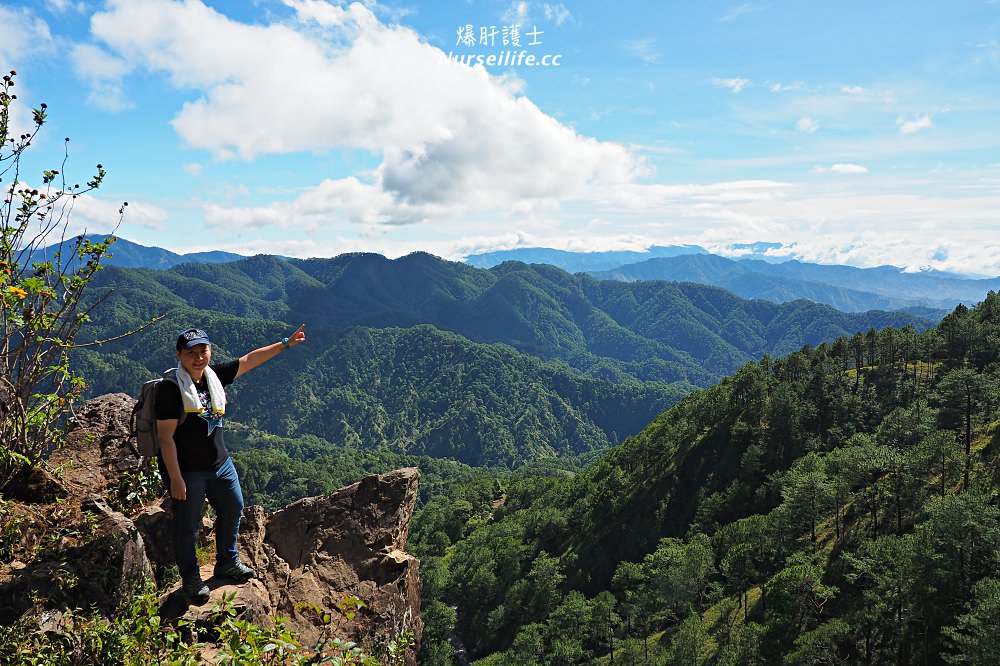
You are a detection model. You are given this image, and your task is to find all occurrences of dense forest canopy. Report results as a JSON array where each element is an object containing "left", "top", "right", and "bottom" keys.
[
  {"left": 74, "top": 252, "right": 931, "bottom": 468},
  {"left": 81, "top": 251, "right": 932, "bottom": 388},
  {"left": 409, "top": 292, "right": 1000, "bottom": 665}
]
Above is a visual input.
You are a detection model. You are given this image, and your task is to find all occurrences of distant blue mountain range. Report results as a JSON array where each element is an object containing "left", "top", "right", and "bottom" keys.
[
  {"left": 464, "top": 245, "right": 707, "bottom": 272},
  {"left": 34, "top": 234, "right": 244, "bottom": 270},
  {"left": 48, "top": 237, "right": 999, "bottom": 316},
  {"left": 590, "top": 254, "right": 1000, "bottom": 315},
  {"left": 466, "top": 246, "right": 1000, "bottom": 316}
]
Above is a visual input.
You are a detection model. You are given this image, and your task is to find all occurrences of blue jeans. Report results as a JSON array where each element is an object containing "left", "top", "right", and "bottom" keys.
[{"left": 171, "top": 456, "right": 245, "bottom": 578}]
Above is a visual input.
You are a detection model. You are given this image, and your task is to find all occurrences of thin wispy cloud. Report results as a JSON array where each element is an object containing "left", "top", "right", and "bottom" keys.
[
  {"left": 796, "top": 117, "right": 819, "bottom": 133},
  {"left": 841, "top": 85, "right": 864, "bottom": 95},
  {"left": 47, "top": 0, "right": 87, "bottom": 13},
  {"left": 769, "top": 81, "right": 804, "bottom": 92},
  {"left": 501, "top": 1, "right": 529, "bottom": 25},
  {"left": 811, "top": 163, "right": 869, "bottom": 174},
  {"left": 713, "top": 77, "right": 751, "bottom": 93},
  {"left": 974, "top": 37, "right": 999, "bottom": 66},
  {"left": 543, "top": 3, "right": 572, "bottom": 26},
  {"left": 623, "top": 37, "right": 661, "bottom": 64},
  {"left": 0, "top": 5, "right": 55, "bottom": 62},
  {"left": 71, "top": 43, "right": 134, "bottom": 112},
  {"left": 721, "top": 3, "right": 769, "bottom": 21}
]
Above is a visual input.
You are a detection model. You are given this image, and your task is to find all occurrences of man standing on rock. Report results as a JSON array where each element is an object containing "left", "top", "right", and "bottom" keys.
[{"left": 156, "top": 324, "right": 306, "bottom": 604}]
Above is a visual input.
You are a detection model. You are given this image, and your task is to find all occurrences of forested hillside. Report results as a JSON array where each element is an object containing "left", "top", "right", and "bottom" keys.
[
  {"left": 83, "top": 251, "right": 932, "bottom": 387},
  {"left": 77, "top": 321, "right": 680, "bottom": 468},
  {"left": 288, "top": 252, "right": 932, "bottom": 383},
  {"left": 409, "top": 294, "right": 1000, "bottom": 664},
  {"left": 76, "top": 250, "right": 929, "bottom": 468}
]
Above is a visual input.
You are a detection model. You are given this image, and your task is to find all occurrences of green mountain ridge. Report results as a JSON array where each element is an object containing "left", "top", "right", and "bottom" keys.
[
  {"left": 78, "top": 317, "right": 684, "bottom": 468},
  {"left": 57, "top": 235, "right": 995, "bottom": 313},
  {"left": 79, "top": 251, "right": 929, "bottom": 467},
  {"left": 283, "top": 252, "right": 929, "bottom": 383}
]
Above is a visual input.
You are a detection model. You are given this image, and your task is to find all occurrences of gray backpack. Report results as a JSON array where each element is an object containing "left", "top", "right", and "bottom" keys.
[{"left": 130, "top": 368, "right": 187, "bottom": 457}]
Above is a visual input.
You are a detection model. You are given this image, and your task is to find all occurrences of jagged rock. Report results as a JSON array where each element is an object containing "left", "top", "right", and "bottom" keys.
[
  {"left": 156, "top": 468, "right": 424, "bottom": 664},
  {"left": 80, "top": 498, "right": 156, "bottom": 608},
  {"left": 3, "top": 393, "right": 133, "bottom": 503},
  {"left": 133, "top": 501, "right": 173, "bottom": 569},
  {"left": 160, "top": 565, "right": 273, "bottom": 626},
  {"left": 49, "top": 392, "right": 140, "bottom": 498},
  {"left": 260, "top": 468, "right": 423, "bottom": 656},
  {"left": 0, "top": 497, "right": 154, "bottom": 624},
  {"left": 3, "top": 394, "right": 424, "bottom": 663}
]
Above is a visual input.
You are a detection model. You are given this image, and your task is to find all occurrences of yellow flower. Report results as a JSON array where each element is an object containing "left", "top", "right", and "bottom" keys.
[{"left": 8, "top": 285, "right": 27, "bottom": 298}]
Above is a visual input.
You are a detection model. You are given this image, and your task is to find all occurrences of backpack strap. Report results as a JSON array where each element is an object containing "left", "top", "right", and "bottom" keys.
[{"left": 161, "top": 368, "right": 188, "bottom": 427}]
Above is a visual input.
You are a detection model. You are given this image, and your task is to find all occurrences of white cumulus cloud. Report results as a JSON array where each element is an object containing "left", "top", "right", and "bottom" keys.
[
  {"left": 0, "top": 7, "right": 56, "bottom": 135},
  {"left": 70, "top": 43, "right": 134, "bottom": 111},
  {"left": 0, "top": 6, "right": 54, "bottom": 63},
  {"left": 88, "top": 0, "right": 646, "bottom": 230},
  {"left": 897, "top": 114, "right": 933, "bottom": 135},
  {"left": 18, "top": 188, "right": 170, "bottom": 237}
]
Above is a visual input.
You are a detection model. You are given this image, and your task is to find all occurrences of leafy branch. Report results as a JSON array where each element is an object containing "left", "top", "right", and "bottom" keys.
[{"left": 0, "top": 70, "right": 129, "bottom": 477}]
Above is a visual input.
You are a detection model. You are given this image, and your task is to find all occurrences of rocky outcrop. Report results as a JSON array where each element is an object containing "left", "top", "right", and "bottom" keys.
[
  {"left": 0, "top": 495, "right": 155, "bottom": 625},
  {"left": 49, "top": 392, "right": 139, "bottom": 498},
  {"left": 256, "top": 468, "right": 421, "bottom": 649},
  {"left": 1, "top": 394, "right": 423, "bottom": 663},
  {"left": 157, "top": 469, "right": 423, "bottom": 660}
]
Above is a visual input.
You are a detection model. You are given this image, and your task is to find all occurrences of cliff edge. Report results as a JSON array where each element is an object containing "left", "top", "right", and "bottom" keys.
[{"left": 0, "top": 393, "right": 422, "bottom": 663}]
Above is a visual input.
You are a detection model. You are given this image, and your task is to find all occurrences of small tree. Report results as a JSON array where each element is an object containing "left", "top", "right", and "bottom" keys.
[
  {"left": 0, "top": 70, "right": 129, "bottom": 478},
  {"left": 934, "top": 365, "right": 989, "bottom": 490}
]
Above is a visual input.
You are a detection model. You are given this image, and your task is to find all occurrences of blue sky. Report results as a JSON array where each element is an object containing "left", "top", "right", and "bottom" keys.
[{"left": 2, "top": 1, "right": 999, "bottom": 274}]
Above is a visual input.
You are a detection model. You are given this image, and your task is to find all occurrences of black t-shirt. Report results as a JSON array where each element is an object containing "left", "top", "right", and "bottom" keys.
[{"left": 155, "top": 359, "right": 240, "bottom": 473}]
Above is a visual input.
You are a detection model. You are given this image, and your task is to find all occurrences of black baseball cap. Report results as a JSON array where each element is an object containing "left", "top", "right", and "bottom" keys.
[{"left": 176, "top": 328, "right": 211, "bottom": 350}]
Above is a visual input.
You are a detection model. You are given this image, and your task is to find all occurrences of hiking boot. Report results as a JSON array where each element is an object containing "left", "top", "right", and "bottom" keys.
[
  {"left": 214, "top": 558, "right": 256, "bottom": 582},
  {"left": 182, "top": 574, "right": 210, "bottom": 605}
]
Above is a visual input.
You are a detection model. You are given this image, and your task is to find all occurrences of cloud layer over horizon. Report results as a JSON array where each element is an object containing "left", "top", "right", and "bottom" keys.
[{"left": 2, "top": 0, "right": 999, "bottom": 275}]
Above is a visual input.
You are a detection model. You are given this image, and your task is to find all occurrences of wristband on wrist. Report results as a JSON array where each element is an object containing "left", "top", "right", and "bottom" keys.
[{"left": 282, "top": 337, "right": 290, "bottom": 350}]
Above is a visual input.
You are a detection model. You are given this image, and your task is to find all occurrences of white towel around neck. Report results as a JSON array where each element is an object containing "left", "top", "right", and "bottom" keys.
[{"left": 175, "top": 363, "right": 226, "bottom": 415}]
